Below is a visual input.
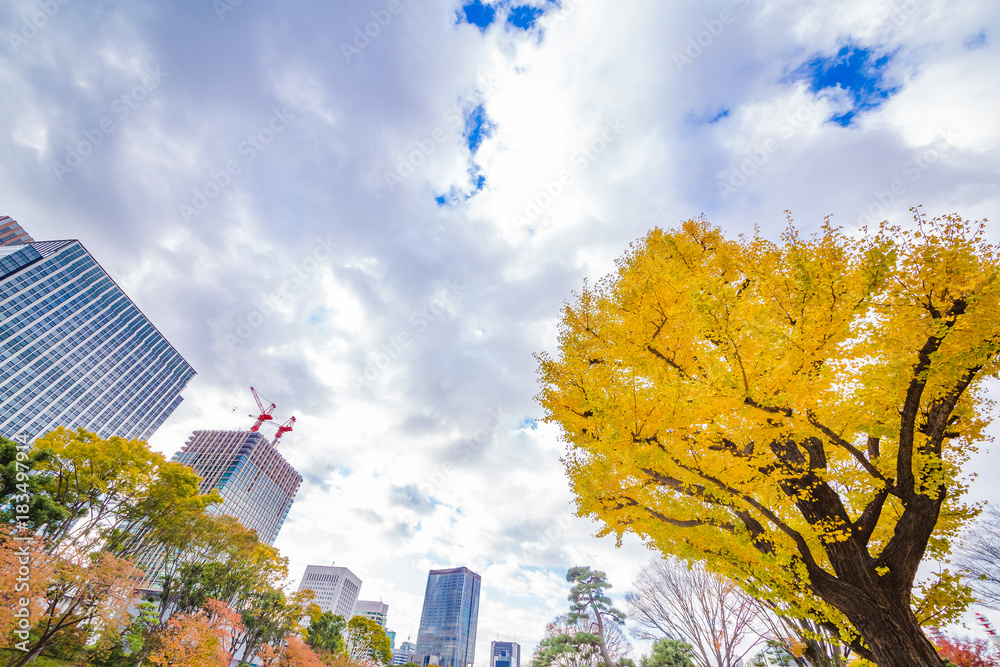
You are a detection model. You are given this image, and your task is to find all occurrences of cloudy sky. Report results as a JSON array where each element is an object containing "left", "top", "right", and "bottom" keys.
[{"left": 3, "top": 0, "right": 1000, "bottom": 658}]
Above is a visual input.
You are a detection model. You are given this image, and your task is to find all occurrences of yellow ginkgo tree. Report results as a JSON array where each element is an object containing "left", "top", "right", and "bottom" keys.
[{"left": 535, "top": 213, "right": 999, "bottom": 667}]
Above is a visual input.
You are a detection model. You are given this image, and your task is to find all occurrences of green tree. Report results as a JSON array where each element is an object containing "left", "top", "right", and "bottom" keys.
[
  {"left": 0, "top": 435, "right": 69, "bottom": 532},
  {"left": 4, "top": 427, "right": 217, "bottom": 667},
  {"left": 534, "top": 614, "right": 603, "bottom": 667},
  {"left": 533, "top": 613, "right": 629, "bottom": 667},
  {"left": 29, "top": 427, "right": 214, "bottom": 555},
  {"left": 536, "top": 215, "right": 998, "bottom": 667},
  {"left": 346, "top": 615, "right": 392, "bottom": 666},
  {"left": 647, "top": 639, "right": 696, "bottom": 667},
  {"left": 307, "top": 611, "right": 347, "bottom": 655},
  {"left": 567, "top": 567, "right": 626, "bottom": 667},
  {"left": 89, "top": 599, "right": 161, "bottom": 666},
  {"left": 233, "top": 588, "right": 315, "bottom": 665}
]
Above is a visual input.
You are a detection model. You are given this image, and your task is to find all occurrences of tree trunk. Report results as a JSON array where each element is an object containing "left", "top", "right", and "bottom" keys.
[
  {"left": 838, "top": 593, "right": 942, "bottom": 667},
  {"left": 593, "top": 613, "right": 616, "bottom": 667}
]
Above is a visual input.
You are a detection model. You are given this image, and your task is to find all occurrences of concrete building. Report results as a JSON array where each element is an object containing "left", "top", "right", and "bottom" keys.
[
  {"left": 0, "top": 238, "right": 195, "bottom": 442},
  {"left": 416, "top": 566, "right": 481, "bottom": 667},
  {"left": 490, "top": 642, "right": 520, "bottom": 667},
  {"left": 297, "top": 564, "right": 362, "bottom": 619},
  {"left": 354, "top": 600, "right": 389, "bottom": 627},
  {"left": 172, "top": 430, "right": 302, "bottom": 546}
]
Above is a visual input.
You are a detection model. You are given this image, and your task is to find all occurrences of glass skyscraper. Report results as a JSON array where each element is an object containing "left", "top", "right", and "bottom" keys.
[
  {"left": 172, "top": 430, "right": 302, "bottom": 546},
  {"left": 416, "top": 566, "right": 482, "bottom": 667},
  {"left": 0, "top": 239, "right": 195, "bottom": 441}
]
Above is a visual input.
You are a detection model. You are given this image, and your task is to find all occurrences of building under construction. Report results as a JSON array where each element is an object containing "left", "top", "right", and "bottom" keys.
[{"left": 172, "top": 429, "right": 302, "bottom": 546}]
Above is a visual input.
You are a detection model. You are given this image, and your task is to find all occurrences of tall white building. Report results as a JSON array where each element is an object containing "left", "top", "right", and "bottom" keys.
[
  {"left": 298, "top": 564, "right": 362, "bottom": 618},
  {"left": 354, "top": 600, "right": 389, "bottom": 626}
]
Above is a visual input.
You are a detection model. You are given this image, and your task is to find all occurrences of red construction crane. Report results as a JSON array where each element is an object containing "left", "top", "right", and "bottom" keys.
[
  {"left": 248, "top": 386, "right": 276, "bottom": 432},
  {"left": 273, "top": 416, "right": 296, "bottom": 446}
]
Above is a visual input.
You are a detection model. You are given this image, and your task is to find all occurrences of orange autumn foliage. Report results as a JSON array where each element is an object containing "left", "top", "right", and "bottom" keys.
[
  {"left": 934, "top": 636, "right": 1000, "bottom": 667},
  {"left": 148, "top": 599, "right": 243, "bottom": 667}
]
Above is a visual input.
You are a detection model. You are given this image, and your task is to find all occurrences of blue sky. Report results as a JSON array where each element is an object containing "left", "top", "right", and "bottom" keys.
[{"left": 2, "top": 0, "right": 1000, "bottom": 657}]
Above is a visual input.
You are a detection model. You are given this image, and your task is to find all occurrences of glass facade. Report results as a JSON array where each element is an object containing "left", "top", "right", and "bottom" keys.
[
  {"left": 0, "top": 240, "right": 195, "bottom": 441},
  {"left": 172, "top": 430, "right": 302, "bottom": 546},
  {"left": 416, "top": 567, "right": 482, "bottom": 667}
]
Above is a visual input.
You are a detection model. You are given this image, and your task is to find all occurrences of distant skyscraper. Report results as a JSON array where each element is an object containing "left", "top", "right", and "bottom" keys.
[
  {"left": 0, "top": 216, "right": 33, "bottom": 246},
  {"left": 172, "top": 430, "right": 302, "bottom": 546},
  {"left": 416, "top": 567, "right": 481, "bottom": 667},
  {"left": 0, "top": 239, "right": 195, "bottom": 441},
  {"left": 490, "top": 642, "right": 519, "bottom": 667},
  {"left": 354, "top": 600, "right": 389, "bottom": 627},
  {"left": 392, "top": 643, "right": 417, "bottom": 666},
  {"left": 297, "top": 564, "right": 362, "bottom": 618}
]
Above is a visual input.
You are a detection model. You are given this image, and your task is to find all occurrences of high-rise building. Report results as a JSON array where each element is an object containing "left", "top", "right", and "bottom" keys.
[
  {"left": 172, "top": 430, "right": 302, "bottom": 546},
  {"left": 490, "top": 642, "right": 520, "bottom": 667},
  {"left": 416, "top": 566, "right": 481, "bottom": 667},
  {"left": 392, "top": 642, "right": 417, "bottom": 666},
  {"left": 354, "top": 600, "right": 389, "bottom": 627},
  {"left": 0, "top": 216, "right": 33, "bottom": 246},
  {"left": 297, "top": 564, "right": 363, "bottom": 618},
  {"left": 0, "top": 238, "right": 195, "bottom": 442}
]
